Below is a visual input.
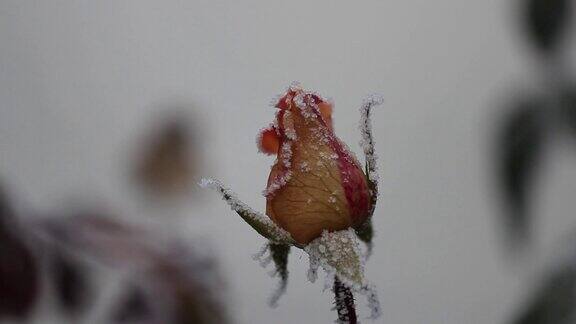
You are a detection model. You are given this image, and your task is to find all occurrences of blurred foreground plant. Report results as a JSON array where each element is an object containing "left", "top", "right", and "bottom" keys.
[
  {"left": 202, "top": 83, "right": 382, "bottom": 323},
  {"left": 495, "top": 0, "right": 576, "bottom": 323}
]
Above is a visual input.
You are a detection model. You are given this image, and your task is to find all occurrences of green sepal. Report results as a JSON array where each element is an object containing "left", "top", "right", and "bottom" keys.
[{"left": 355, "top": 219, "right": 374, "bottom": 248}]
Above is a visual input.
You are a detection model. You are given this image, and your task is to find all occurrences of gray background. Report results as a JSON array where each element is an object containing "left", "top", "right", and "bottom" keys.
[{"left": 2, "top": 1, "right": 576, "bottom": 323}]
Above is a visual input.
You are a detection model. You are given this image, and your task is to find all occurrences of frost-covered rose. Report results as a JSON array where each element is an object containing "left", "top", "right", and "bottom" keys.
[
  {"left": 258, "top": 84, "right": 373, "bottom": 245},
  {"left": 202, "top": 83, "right": 382, "bottom": 321}
]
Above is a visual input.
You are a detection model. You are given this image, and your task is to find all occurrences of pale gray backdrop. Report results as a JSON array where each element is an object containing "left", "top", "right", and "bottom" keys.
[{"left": 2, "top": 1, "right": 576, "bottom": 323}]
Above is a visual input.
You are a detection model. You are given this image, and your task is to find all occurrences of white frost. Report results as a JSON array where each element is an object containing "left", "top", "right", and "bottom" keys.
[
  {"left": 358, "top": 94, "right": 384, "bottom": 187},
  {"left": 199, "top": 178, "right": 294, "bottom": 244},
  {"left": 304, "top": 229, "right": 381, "bottom": 320}
]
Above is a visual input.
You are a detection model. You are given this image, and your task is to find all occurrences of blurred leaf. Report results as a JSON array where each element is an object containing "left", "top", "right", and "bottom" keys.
[
  {"left": 513, "top": 266, "right": 576, "bottom": 324},
  {"left": 561, "top": 87, "right": 576, "bottom": 137},
  {"left": 136, "top": 117, "right": 195, "bottom": 196},
  {"left": 497, "top": 98, "right": 547, "bottom": 244},
  {"left": 114, "top": 288, "right": 151, "bottom": 323},
  {"left": 0, "top": 188, "right": 39, "bottom": 319},
  {"left": 52, "top": 251, "right": 89, "bottom": 314},
  {"left": 523, "top": 0, "right": 572, "bottom": 53}
]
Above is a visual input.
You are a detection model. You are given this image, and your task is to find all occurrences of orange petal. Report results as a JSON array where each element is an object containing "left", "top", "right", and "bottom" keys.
[
  {"left": 318, "top": 102, "right": 333, "bottom": 131},
  {"left": 258, "top": 127, "right": 280, "bottom": 155},
  {"left": 266, "top": 137, "right": 350, "bottom": 245},
  {"left": 266, "top": 107, "right": 351, "bottom": 244}
]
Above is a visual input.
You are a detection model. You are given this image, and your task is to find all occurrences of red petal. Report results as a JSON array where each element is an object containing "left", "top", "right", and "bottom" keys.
[
  {"left": 258, "top": 127, "right": 280, "bottom": 155},
  {"left": 275, "top": 93, "right": 292, "bottom": 110}
]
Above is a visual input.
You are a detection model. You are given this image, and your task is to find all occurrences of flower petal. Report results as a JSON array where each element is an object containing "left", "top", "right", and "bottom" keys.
[
  {"left": 258, "top": 127, "right": 280, "bottom": 155},
  {"left": 318, "top": 101, "right": 333, "bottom": 131},
  {"left": 266, "top": 110, "right": 351, "bottom": 244},
  {"left": 265, "top": 87, "right": 372, "bottom": 245}
]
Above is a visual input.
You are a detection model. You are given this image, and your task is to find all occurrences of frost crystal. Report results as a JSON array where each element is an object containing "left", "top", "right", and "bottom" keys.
[
  {"left": 307, "top": 251, "right": 320, "bottom": 283},
  {"left": 304, "top": 229, "right": 381, "bottom": 320},
  {"left": 280, "top": 142, "right": 292, "bottom": 168},
  {"left": 361, "top": 284, "right": 382, "bottom": 320},
  {"left": 282, "top": 110, "right": 297, "bottom": 140},
  {"left": 304, "top": 229, "right": 364, "bottom": 287},
  {"left": 299, "top": 161, "right": 310, "bottom": 172},
  {"left": 289, "top": 81, "right": 302, "bottom": 92},
  {"left": 269, "top": 93, "right": 283, "bottom": 107},
  {"left": 263, "top": 140, "right": 294, "bottom": 197},
  {"left": 359, "top": 94, "right": 384, "bottom": 188},
  {"left": 199, "top": 178, "right": 295, "bottom": 245},
  {"left": 263, "top": 170, "right": 292, "bottom": 197}
]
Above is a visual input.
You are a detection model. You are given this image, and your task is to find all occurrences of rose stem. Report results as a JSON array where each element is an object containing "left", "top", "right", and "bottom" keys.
[{"left": 333, "top": 277, "right": 357, "bottom": 324}]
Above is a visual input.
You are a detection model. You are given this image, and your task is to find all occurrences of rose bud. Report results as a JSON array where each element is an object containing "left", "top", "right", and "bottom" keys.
[
  {"left": 201, "top": 84, "right": 383, "bottom": 320},
  {"left": 258, "top": 84, "right": 373, "bottom": 245}
]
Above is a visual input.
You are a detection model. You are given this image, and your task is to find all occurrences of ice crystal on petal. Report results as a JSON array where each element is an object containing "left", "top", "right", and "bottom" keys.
[
  {"left": 269, "top": 94, "right": 283, "bottom": 107},
  {"left": 289, "top": 81, "right": 302, "bottom": 92},
  {"left": 262, "top": 141, "right": 294, "bottom": 197},
  {"left": 282, "top": 110, "right": 297, "bottom": 140},
  {"left": 263, "top": 170, "right": 293, "bottom": 198},
  {"left": 200, "top": 178, "right": 295, "bottom": 244},
  {"left": 280, "top": 142, "right": 292, "bottom": 168},
  {"left": 299, "top": 161, "right": 310, "bottom": 172}
]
